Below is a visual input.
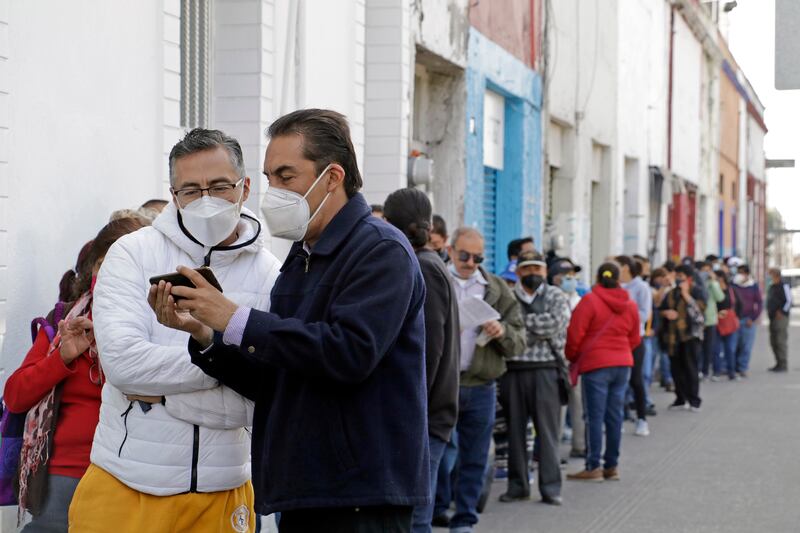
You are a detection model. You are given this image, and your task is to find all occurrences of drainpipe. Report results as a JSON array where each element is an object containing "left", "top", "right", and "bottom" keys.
[{"left": 667, "top": 5, "right": 676, "bottom": 259}]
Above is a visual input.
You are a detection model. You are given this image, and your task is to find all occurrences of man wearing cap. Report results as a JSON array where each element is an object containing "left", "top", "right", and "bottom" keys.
[
  {"left": 547, "top": 257, "right": 585, "bottom": 458},
  {"left": 499, "top": 237, "right": 535, "bottom": 288},
  {"left": 446, "top": 227, "right": 525, "bottom": 533},
  {"left": 498, "top": 251, "right": 570, "bottom": 506}
]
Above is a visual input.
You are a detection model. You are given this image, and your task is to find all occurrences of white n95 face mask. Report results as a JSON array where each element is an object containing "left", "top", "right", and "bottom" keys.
[
  {"left": 261, "top": 164, "right": 332, "bottom": 241},
  {"left": 180, "top": 189, "right": 243, "bottom": 246}
]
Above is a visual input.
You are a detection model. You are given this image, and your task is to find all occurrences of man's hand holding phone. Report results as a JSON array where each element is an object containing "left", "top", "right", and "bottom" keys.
[{"left": 148, "top": 266, "right": 239, "bottom": 347}]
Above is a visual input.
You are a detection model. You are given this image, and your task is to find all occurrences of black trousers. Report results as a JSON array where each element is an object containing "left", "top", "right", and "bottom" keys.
[
  {"left": 279, "top": 506, "right": 413, "bottom": 533},
  {"left": 629, "top": 343, "right": 647, "bottom": 419},
  {"left": 670, "top": 338, "right": 701, "bottom": 408},
  {"left": 498, "top": 367, "right": 562, "bottom": 499}
]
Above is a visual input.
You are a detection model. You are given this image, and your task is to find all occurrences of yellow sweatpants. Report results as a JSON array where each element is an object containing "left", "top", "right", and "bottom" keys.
[{"left": 68, "top": 464, "right": 255, "bottom": 533}]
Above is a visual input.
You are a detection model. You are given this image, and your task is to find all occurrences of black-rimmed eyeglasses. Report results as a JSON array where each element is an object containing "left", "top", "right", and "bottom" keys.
[{"left": 172, "top": 178, "right": 243, "bottom": 204}]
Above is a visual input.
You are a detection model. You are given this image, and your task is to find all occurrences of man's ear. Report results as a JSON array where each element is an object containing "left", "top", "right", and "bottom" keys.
[
  {"left": 241, "top": 176, "right": 251, "bottom": 204},
  {"left": 326, "top": 164, "right": 346, "bottom": 192}
]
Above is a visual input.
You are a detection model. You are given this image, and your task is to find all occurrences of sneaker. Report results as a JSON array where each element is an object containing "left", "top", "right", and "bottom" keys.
[
  {"left": 667, "top": 401, "right": 688, "bottom": 411},
  {"left": 689, "top": 405, "right": 702, "bottom": 413},
  {"left": 769, "top": 366, "right": 788, "bottom": 373},
  {"left": 739, "top": 371, "right": 748, "bottom": 379},
  {"left": 567, "top": 468, "right": 603, "bottom": 482},
  {"left": 562, "top": 427, "right": 573, "bottom": 442},
  {"left": 710, "top": 374, "right": 722, "bottom": 382},
  {"left": 603, "top": 467, "right": 620, "bottom": 481},
  {"left": 646, "top": 404, "right": 658, "bottom": 417},
  {"left": 634, "top": 419, "right": 650, "bottom": 436}
]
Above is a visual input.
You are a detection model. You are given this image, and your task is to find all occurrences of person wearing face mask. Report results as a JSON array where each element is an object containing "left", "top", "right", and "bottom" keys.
[
  {"left": 547, "top": 257, "right": 585, "bottom": 458},
  {"left": 659, "top": 265, "right": 705, "bottom": 411},
  {"left": 430, "top": 214, "right": 451, "bottom": 263},
  {"left": 497, "top": 251, "right": 569, "bottom": 506},
  {"left": 440, "top": 227, "right": 525, "bottom": 532},
  {"left": 149, "top": 110, "right": 430, "bottom": 533},
  {"left": 731, "top": 264, "right": 762, "bottom": 379},
  {"left": 3, "top": 218, "right": 144, "bottom": 533},
  {"left": 70, "top": 129, "right": 281, "bottom": 533}
]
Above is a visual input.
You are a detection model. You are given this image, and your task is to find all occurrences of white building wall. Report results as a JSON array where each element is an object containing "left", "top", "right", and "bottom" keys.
[
  {"left": 546, "top": 0, "right": 619, "bottom": 276},
  {"left": 163, "top": 0, "right": 182, "bottom": 194},
  {"left": 617, "top": 0, "right": 666, "bottom": 257},
  {"left": 363, "top": 0, "right": 411, "bottom": 205},
  {"left": 670, "top": 14, "right": 702, "bottom": 184},
  {"left": 0, "top": 0, "right": 9, "bottom": 396},
  {"left": 747, "top": 115, "right": 766, "bottom": 180},
  {"left": 1, "top": 1, "right": 166, "bottom": 387}
]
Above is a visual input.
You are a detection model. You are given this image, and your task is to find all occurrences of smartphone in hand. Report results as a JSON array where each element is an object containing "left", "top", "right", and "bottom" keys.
[{"left": 149, "top": 267, "right": 223, "bottom": 300}]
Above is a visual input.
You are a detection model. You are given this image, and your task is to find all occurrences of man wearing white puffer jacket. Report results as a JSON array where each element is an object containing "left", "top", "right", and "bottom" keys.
[{"left": 68, "top": 129, "right": 280, "bottom": 533}]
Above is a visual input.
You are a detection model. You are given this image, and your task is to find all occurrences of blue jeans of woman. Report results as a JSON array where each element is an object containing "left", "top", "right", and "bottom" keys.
[
  {"left": 721, "top": 330, "right": 739, "bottom": 379},
  {"left": 581, "top": 366, "right": 631, "bottom": 471}
]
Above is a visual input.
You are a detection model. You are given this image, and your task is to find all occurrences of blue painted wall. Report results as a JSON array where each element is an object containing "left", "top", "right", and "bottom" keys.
[{"left": 464, "top": 28, "right": 543, "bottom": 274}]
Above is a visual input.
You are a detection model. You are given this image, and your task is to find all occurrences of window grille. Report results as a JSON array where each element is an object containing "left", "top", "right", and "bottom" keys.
[{"left": 180, "top": 0, "right": 211, "bottom": 129}]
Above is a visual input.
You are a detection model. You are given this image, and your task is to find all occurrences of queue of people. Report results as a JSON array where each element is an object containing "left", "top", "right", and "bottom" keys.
[{"left": 1, "top": 108, "right": 787, "bottom": 533}]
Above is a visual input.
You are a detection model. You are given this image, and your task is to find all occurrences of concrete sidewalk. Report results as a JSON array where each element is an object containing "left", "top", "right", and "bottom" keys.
[{"left": 471, "top": 322, "right": 800, "bottom": 533}]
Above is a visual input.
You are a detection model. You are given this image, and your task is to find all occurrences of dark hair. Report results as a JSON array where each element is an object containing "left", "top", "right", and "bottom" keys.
[
  {"left": 267, "top": 109, "right": 362, "bottom": 198},
  {"left": 662, "top": 260, "right": 676, "bottom": 273},
  {"left": 59, "top": 240, "right": 94, "bottom": 302},
  {"left": 141, "top": 199, "right": 168, "bottom": 211},
  {"left": 738, "top": 264, "right": 750, "bottom": 275},
  {"left": 383, "top": 188, "right": 432, "bottom": 249},
  {"left": 596, "top": 262, "right": 620, "bottom": 289},
  {"left": 168, "top": 128, "right": 245, "bottom": 186},
  {"left": 75, "top": 218, "right": 147, "bottom": 295},
  {"left": 650, "top": 267, "right": 667, "bottom": 284},
  {"left": 675, "top": 264, "right": 694, "bottom": 279},
  {"left": 633, "top": 254, "right": 649, "bottom": 264},
  {"left": 614, "top": 255, "right": 641, "bottom": 277},
  {"left": 507, "top": 237, "right": 534, "bottom": 261},
  {"left": 432, "top": 215, "right": 447, "bottom": 238},
  {"left": 696, "top": 261, "right": 711, "bottom": 270},
  {"left": 705, "top": 254, "right": 719, "bottom": 262},
  {"left": 370, "top": 204, "right": 383, "bottom": 214}
]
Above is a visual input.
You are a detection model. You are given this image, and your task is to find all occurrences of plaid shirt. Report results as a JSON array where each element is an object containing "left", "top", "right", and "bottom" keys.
[
  {"left": 511, "top": 284, "right": 571, "bottom": 364},
  {"left": 658, "top": 287, "right": 706, "bottom": 354}
]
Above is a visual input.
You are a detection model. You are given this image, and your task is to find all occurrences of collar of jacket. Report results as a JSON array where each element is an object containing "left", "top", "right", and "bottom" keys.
[
  {"left": 281, "top": 193, "right": 370, "bottom": 271},
  {"left": 480, "top": 266, "right": 504, "bottom": 308}
]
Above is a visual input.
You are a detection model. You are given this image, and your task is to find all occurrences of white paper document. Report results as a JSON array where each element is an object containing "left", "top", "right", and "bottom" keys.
[{"left": 458, "top": 296, "right": 501, "bottom": 331}]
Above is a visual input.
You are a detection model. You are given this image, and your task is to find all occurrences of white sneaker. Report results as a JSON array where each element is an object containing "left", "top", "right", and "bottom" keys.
[{"left": 634, "top": 419, "right": 650, "bottom": 437}]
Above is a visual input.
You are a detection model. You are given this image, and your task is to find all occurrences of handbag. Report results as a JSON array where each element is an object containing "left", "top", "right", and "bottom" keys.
[{"left": 717, "top": 289, "right": 740, "bottom": 337}]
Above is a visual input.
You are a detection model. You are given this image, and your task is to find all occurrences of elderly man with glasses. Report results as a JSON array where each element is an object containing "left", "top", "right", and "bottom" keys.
[{"left": 444, "top": 227, "right": 525, "bottom": 533}]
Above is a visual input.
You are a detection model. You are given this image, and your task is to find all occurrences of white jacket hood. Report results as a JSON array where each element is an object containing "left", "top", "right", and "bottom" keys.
[{"left": 92, "top": 202, "right": 280, "bottom": 496}]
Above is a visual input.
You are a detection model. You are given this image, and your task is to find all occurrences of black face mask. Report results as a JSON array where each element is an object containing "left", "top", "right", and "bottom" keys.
[{"left": 521, "top": 274, "right": 545, "bottom": 292}]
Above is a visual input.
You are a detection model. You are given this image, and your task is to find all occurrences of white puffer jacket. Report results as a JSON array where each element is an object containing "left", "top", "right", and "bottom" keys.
[{"left": 91, "top": 203, "right": 280, "bottom": 496}]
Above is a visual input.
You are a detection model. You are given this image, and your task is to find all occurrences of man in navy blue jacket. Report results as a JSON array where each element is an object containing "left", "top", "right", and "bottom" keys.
[{"left": 151, "top": 109, "right": 429, "bottom": 532}]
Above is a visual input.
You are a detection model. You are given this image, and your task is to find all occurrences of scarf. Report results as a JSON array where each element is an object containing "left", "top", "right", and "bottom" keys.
[{"left": 17, "top": 292, "right": 96, "bottom": 519}]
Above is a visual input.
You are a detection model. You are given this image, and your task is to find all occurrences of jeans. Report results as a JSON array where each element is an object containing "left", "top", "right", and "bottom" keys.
[
  {"left": 433, "top": 431, "right": 458, "bottom": 517},
  {"left": 280, "top": 506, "right": 412, "bottom": 533},
  {"left": 581, "top": 367, "right": 631, "bottom": 471},
  {"left": 659, "top": 343, "right": 673, "bottom": 385},
  {"left": 642, "top": 337, "right": 657, "bottom": 406},
  {"left": 412, "top": 436, "right": 448, "bottom": 533},
  {"left": 450, "top": 383, "right": 496, "bottom": 530},
  {"left": 21, "top": 474, "right": 80, "bottom": 533},
  {"left": 736, "top": 321, "right": 757, "bottom": 373},
  {"left": 720, "top": 331, "right": 739, "bottom": 378},
  {"left": 701, "top": 326, "right": 719, "bottom": 377}
]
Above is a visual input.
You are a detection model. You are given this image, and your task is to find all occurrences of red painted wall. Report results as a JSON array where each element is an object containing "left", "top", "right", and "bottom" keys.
[{"left": 469, "top": 0, "right": 541, "bottom": 70}]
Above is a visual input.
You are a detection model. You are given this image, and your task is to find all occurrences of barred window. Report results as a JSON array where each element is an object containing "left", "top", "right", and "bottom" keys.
[{"left": 180, "top": 0, "right": 211, "bottom": 128}]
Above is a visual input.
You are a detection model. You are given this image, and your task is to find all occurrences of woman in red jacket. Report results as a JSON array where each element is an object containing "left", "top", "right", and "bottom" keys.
[
  {"left": 565, "top": 263, "right": 641, "bottom": 482},
  {"left": 4, "top": 217, "right": 145, "bottom": 532}
]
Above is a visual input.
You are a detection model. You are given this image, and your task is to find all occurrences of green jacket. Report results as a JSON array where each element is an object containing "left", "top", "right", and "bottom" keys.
[
  {"left": 704, "top": 279, "right": 725, "bottom": 326},
  {"left": 460, "top": 268, "right": 527, "bottom": 387}
]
